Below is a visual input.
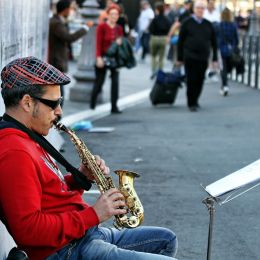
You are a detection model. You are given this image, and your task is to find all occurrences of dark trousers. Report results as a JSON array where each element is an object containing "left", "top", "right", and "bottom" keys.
[
  {"left": 184, "top": 58, "right": 208, "bottom": 107},
  {"left": 140, "top": 32, "right": 150, "bottom": 60},
  {"left": 91, "top": 66, "right": 119, "bottom": 110},
  {"left": 220, "top": 56, "right": 232, "bottom": 87}
]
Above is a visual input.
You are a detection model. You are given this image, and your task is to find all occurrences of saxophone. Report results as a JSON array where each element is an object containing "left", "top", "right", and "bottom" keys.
[{"left": 55, "top": 122, "right": 144, "bottom": 229}]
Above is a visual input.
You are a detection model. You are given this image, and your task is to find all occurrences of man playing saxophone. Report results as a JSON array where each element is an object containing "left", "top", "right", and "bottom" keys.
[{"left": 0, "top": 57, "right": 178, "bottom": 260}]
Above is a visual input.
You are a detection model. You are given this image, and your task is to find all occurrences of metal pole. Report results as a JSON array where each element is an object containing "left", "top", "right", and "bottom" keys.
[
  {"left": 249, "top": 0, "right": 257, "bottom": 36},
  {"left": 203, "top": 197, "right": 216, "bottom": 260},
  {"left": 241, "top": 35, "right": 246, "bottom": 84},
  {"left": 255, "top": 36, "right": 259, "bottom": 89},
  {"left": 247, "top": 36, "right": 253, "bottom": 87}
]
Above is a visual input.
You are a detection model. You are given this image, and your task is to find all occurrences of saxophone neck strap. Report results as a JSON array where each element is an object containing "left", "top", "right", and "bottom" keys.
[{"left": 1, "top": 113, "right": 92, "bottom": 191}]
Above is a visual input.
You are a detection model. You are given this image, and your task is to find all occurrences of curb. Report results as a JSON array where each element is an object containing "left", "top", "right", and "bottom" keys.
[{"left": 61, "top": 89, "right": 150, "bottom": 126}]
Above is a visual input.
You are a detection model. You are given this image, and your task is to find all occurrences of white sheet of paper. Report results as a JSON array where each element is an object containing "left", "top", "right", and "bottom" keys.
[
  {"left": 205, "top": 159, "right": 260, "bottom": 197},
  {"left": 88, "top": 127, "right": 115, "bottom": 133}
]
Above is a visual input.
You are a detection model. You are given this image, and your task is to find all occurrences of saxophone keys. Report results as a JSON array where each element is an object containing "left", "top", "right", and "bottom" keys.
[
  {"left": 128, "top": 216, "right": 138, "bottom": 226},
  {"left": 126, "top": 198, "right": 135, "bottom": 208}
]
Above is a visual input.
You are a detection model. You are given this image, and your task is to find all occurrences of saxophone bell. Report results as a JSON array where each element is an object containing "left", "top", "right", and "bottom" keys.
[{"left": 114, "top": 170, "right": 144, "bottom": 228}]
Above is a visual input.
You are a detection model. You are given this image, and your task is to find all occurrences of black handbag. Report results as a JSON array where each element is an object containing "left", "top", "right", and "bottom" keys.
[
  {"left": 230, "top": 48, "right": 243, "bottom": 66},
  {"left": 229, "top": 47, "right": 245, "bottom": 74},
  {"left": 103, "top": 55, "right": 118, "bottom": 69}
]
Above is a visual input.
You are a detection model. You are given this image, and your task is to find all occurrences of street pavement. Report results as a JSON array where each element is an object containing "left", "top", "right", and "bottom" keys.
[{"left": 59, "top": 58, "right": 260, "bottom": 260}]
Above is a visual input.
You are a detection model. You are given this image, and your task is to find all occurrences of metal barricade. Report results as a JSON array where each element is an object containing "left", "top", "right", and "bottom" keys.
[{"left": 231, "top": 34, "right": 260, "bottom": 89}]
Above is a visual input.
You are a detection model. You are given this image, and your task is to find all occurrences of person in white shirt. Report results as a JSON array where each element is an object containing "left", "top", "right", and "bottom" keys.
[
  {"left": 203, "top": 0, "right": 220, "bottom": 23},
  {"left": 136, "top": 0, "right": 154, "bottom": 60},
  {"left": 203, "top": 0, "right": 220, "bottom": 81}
]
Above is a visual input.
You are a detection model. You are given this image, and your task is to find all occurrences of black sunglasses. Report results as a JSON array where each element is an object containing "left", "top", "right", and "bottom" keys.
[{"left": 31, "top": 96, "right": 63, "bottom": 110}]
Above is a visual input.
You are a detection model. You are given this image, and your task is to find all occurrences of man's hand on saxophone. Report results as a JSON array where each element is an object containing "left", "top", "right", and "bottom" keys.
[
  {"left": 93, "top": 188, "right": 127, "bottom": 223},
  {"left": 79, "top": 155, "right": 110, "bottom": 181}
]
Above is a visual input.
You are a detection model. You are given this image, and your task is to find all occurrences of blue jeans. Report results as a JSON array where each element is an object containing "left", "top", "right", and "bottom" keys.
[{"left": 46, "top": 225, "right": 178, "bottom": 259}]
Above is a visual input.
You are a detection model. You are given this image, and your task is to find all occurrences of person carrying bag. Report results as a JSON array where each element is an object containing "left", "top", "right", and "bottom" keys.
[
  {"left": 90, "top": 4, "right": 124, "bottom": 114},
  {"left": 218, "top": 7, "right": 242, "bottom": 96}
]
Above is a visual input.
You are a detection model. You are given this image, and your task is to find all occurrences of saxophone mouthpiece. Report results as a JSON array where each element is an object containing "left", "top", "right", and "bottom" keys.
[{"left": 54, "top": 120, "right": 68, "bottom": 132}]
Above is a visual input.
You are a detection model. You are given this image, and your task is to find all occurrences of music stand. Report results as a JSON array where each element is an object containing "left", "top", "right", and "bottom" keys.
[{"left": 201, "top": 159, "right": 260, "bottom": 260}]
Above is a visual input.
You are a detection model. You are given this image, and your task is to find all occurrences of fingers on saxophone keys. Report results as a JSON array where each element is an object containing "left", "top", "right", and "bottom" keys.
[
  {"left": 114, "top": 207, "right": 127, "bottom": 215},
  {"left": 104, "top": 189, "right": 127, "bottom": 214},
  {"left": 106, "top": 189, "right": 126, "bottom": 204},
  {"left": 112, "top": 200, "right": 127, "bottom": 215},
  {"left": 106, "top": 188, "right": 125, "bottom": 200},
  {"left": 94, "top": 155, "right": 110, "bottom": 175},
  {"left": 113, "top": 200, "right": 126, "bottom": 209},
  {"left": 103, "top": 166, "right": 110, "bottom": 175}
]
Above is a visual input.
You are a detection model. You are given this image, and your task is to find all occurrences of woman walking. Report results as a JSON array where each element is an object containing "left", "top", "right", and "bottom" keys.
[
  {"left": 218, "top": 7, "right": 239, "bottom": 96},
  {"left": 90, "top": 3, "right": 123, "bottom": 113}
]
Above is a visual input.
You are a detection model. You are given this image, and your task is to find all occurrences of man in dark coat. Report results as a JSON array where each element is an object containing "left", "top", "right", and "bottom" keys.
[
  {"left": 48, "top": 0, "right": 90, "bottom": 106},
  {"left": 177, "top": 0, "right": 218, "bottom": 112}
]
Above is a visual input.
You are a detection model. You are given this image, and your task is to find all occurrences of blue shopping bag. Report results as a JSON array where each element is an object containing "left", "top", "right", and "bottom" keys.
[{"left": 170, "top": 35, "right": 179, "bottom": 45}]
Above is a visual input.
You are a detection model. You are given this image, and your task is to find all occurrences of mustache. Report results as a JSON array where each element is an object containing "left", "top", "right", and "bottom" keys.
[
  {"left": 53, "top": 115, "right": 62, "bottom": 125},
  {"left": 56, "top": 115, "right": 62, "bottom": 122}
]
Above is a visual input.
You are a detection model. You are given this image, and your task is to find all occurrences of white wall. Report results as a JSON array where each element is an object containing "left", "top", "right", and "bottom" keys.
[{"left": 0, "top": 0, "right": 50, "bottom": 113}]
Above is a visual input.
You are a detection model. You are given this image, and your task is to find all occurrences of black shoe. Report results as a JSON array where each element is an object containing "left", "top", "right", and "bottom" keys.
[
  {"left": 189, "top": 106, "right": 198, "bottom": 112},
  {"left": 90, "top": 103, "right": 95, "bottom": 110},
  {"left": 111, "top": 108, "right": 122, "bottom": 114}
]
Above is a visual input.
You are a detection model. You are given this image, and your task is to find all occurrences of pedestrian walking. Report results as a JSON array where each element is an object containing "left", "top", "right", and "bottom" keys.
[
  {"left": 48, "top": 0, "right": 92, "bottom": 107},
  {"left": 165, "top": 1, "right": 181, "bottom": 25},
  {"left": 217, "top": 7, "right": 239, "bottom": 96},
  {"left": 90, "top": 4, "right": 123, "bottom": 114},
  {"left": 149, "top": 2, "right": 171, "bottom": 79},
  {"left": 203, "top": 0, "right": 221, "bottom": 81},
  {"left": 235, "top": 9, "right": 250, "bottom": 39},
  {"left": 117, "top": 4, "right": 131, "bottom": 37},
  {"left": 167, "top": 0, "right": 193, "bottom": 64},
  {"left": 177, "top": 0, "right": 218, "bottom": 112},
  {"left": 0, "top": 56, "right": 178, "bottom": 260},
  {"left": 203, "top": 0, "right": 220, "bottom": 26},
  {"left": 136, "top": 0, "right": 155, "bottom": 61}
]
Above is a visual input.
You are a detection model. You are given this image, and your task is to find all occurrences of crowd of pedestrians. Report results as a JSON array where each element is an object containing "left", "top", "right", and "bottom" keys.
[
  {"left": 47, "top": 0, "right": 249, "bottom": 114},
  {"left": 135, "top": 0, "right": 248, "bottom": 111}
]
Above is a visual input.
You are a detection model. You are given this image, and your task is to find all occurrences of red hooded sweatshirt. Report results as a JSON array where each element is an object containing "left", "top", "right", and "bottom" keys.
[{"left": 0, "top": 128, "right": 99, "bottom": 260}]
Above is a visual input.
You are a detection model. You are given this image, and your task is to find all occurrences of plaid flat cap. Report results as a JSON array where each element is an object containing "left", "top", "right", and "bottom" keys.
[{"left": 1, "top": 56, "right": 71, "bottom": 89}]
